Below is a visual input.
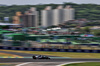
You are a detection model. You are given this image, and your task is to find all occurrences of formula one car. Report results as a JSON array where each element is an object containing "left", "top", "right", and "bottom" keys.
[{"left": 32, "top": 55, "right": 50, "bottom": 59}]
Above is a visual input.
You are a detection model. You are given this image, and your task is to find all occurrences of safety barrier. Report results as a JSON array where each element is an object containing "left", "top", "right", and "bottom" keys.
[{"left": 0, "top": 46, "right": 100, "bottom": 53}]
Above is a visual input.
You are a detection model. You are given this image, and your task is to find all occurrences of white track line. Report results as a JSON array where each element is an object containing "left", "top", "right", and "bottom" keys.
[
  {"left": 56, "top": 61, "right": 87, "bottom": 66},
  {"left": 16, "top": 61, "right": 99, "bottom": 66},
  {"left": 16, "top": 62, "right": 32, "bottom": 66}
]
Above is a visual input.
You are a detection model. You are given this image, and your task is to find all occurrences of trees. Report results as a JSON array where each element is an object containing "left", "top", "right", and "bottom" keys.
[
  {"left": 93, "top": 30, "right": 100, "bottom": 36},
  {"left": 85, "top": 22, "right": 100, "bottom": 26},
  {"left": 82, "top": 27, "right": 91, "bottom": 34}
]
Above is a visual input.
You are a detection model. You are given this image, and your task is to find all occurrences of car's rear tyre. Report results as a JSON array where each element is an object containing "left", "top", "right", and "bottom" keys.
[
  {"left": 32, "top": 56, "right": 36, "bottom": 59},
  {"left": 47, "top": 58, "right": 50, "bottom": 59}
]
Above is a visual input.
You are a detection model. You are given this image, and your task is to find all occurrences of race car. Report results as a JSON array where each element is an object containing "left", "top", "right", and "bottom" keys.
[{"left": 32, "top": 55, "right": 50, "bottom": 59}]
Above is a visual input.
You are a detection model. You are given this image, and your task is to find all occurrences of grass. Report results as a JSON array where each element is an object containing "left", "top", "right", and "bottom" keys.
[
  {"left": 1, "top": 49, "right": 100, "bottom": 58},
  {"left": 0, "top": 63, "right": 17, "bottom": 66},
  {"left": 0, "top": 52, "right": 22, "bottom": 57},
  {"left": 63, "top": 62, "right": 100, "bottom": 66}
]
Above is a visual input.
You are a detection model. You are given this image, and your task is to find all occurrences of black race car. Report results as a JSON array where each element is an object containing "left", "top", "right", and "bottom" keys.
[{"left": 32, "top": 55, "right": 50, "bottom": 59}]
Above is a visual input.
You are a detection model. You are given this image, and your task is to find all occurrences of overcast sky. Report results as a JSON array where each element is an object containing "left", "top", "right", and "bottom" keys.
[{"left": 0, "top": 0, "right": 100, "bottom": 5}]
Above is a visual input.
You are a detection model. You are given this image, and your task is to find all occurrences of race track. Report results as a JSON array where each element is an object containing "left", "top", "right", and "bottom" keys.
[
  {"left": 0, "top": 58, "right": 100, "bottom": 66},
  {"left": 0, "top": 50, "right": 100, "bottom": 66},
  {"left": 0, "top": 58, "right": 100, "bottom": 62}
]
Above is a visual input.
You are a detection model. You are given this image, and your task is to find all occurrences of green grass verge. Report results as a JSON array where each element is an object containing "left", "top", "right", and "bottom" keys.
[
  {"left": 1, "top": 49, "right": 100, "bottom": 58},
  {"left": 0, "top": 63, "right": 16, "bottom": 66},
  {"left": 0, "top": 52, "right": 22, "bottom": 57},
  {"left": 63, "top": 62, "right": 100, "bottom": 66}
]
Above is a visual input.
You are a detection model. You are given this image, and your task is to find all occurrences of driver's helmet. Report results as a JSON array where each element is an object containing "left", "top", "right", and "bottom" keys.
[{"left": 38, "top": 55, "right": 42, "bottom": 57}]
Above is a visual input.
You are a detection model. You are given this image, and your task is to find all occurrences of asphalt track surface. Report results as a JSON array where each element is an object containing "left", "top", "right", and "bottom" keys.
[
  {"left": 0, "top": 58, "right": 100, "bottom": 62},
  {"left": 0, "top": 51, "right": 100, "bottom": 66},
  {"left": 0, "top": 51, "right": 100, "bottom": 63}
]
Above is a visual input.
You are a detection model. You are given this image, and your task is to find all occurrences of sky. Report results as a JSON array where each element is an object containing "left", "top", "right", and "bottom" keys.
[{"left": 0, "top": 0, "right": 100, "bottom": 5}]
